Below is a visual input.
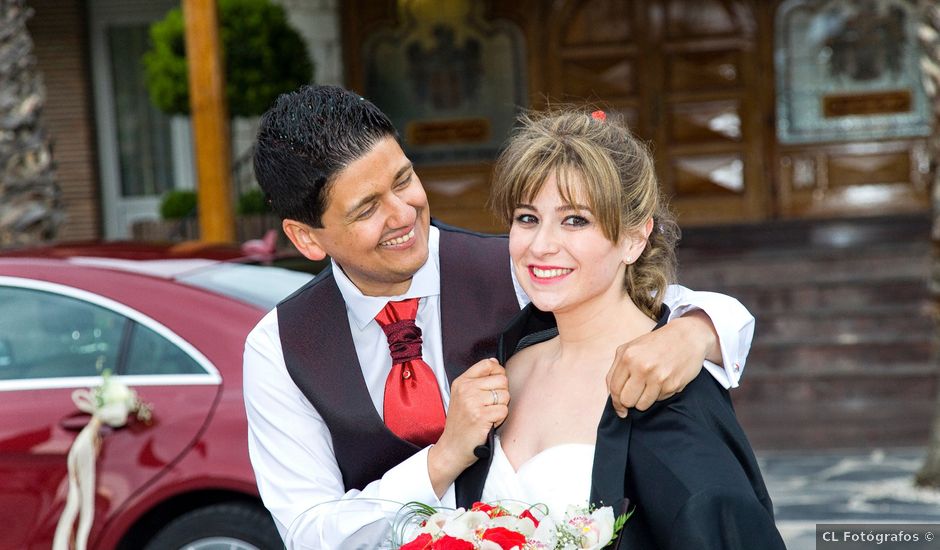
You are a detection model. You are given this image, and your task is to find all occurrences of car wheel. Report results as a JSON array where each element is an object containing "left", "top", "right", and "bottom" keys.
[{"left": 143, "top": 502, "right": 283, "bottom": 550}]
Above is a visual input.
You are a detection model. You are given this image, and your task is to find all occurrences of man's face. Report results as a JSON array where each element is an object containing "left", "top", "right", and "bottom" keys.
[{"left": 285, "top": 136, "right": 431, "bottom": 297}]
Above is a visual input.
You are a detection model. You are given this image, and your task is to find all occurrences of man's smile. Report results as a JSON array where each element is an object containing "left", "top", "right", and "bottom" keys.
[{"left": 379, "top": 227, "right": 416, "bottom": 247}]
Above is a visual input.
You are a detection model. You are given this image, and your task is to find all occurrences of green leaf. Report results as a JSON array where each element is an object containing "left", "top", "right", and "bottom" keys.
[
  {"left": 143, "top": 0, "right": 313, "bottom": 117},
  {"left": 609, "top": 508, "right": 634, "bottom": 546}
]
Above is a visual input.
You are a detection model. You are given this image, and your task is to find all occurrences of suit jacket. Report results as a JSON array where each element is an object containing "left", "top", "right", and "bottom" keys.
[
  {"left": 277, "top": 221, "right": 520, "bottom": 504},
  {"left": 460, "top": 304, "right": 786, "bottom": 550}
]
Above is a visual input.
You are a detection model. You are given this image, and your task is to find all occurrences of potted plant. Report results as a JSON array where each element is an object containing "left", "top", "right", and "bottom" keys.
[
  {"left": 144, "top": 0, "right": 313, "bottom": 118},
  {"left": 137, "top": 0, "right": 312, "bottom": 243}
]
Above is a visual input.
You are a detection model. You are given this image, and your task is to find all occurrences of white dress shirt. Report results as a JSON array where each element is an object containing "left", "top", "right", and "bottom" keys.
[{"left": 243, "top": 225, "right": 754, "bottom": 548}]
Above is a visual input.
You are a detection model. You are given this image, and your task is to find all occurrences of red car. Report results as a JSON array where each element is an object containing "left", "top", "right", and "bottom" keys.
[{"left": 0, "top": 242, "right": 321, "bottom": 550}]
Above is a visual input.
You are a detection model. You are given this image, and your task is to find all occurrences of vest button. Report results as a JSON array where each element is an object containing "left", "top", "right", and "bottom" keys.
[{"left": 402, "top": 368, "right": 412, "bottom": 380}]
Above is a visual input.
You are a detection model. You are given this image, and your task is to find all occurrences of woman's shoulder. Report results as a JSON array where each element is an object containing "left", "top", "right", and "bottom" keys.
[{"left": 505, "top": 336, "right": 554, "bottom": 381}]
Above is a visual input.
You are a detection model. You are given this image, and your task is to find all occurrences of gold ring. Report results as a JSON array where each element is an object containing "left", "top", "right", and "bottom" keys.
[{"left": 490, "top": 389, "right": 499, "bottom": 406}]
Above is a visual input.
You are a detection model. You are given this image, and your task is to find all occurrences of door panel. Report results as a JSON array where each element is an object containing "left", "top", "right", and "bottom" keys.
[
  {"left": 671, "top": 154, "right": 745, "bottom": 196},
  {"left": 667, "top": 101, "right": 743, "bottom": 144},
  {"left": 772, "top": 0, "right": 931, "bottom": 218},
  {"left": 666, "top": 50, "right": 744, "bottom": 92},
  {"left": 544, "top": 0, "right": 768, "bottom": 225},
  {"left": 562, "top": 0, "right": 634, "bottom": 45},
  {"left": 560, "top": 57, "right": 637, "bottom": 99},
  {"left": 663, "top": 0, "right": 743, "bottom": 38},
  {"left": 0, "top": 284, "right": 217, "bottom": 549}
]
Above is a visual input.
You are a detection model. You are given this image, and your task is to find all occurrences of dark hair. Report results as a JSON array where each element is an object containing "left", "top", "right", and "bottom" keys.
[{"left": 253, "top": 85, "right": 398, "bottom": 227}]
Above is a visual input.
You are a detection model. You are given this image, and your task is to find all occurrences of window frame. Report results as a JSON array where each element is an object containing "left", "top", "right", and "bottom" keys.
[{"left": 0, "top": 276, "right": 221, "bottom": 392}]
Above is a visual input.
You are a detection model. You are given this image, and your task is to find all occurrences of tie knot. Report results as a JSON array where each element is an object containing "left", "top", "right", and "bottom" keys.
[
  {"left": 375, "top": 298, "right": 419, "bottom": 325},
  {"left": 376, "top": 299, "right": 423, "bottom": 363}
]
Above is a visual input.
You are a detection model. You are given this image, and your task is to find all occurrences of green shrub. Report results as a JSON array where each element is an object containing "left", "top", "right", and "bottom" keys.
[
  {"left": 160, "top": 190, "right": 198, "bottom": 219},
  {"left": 237, "top": 188, "right": 269, "bottom": 215},
  {"left": 144, "top": 0, "right": 314, "bottom": 117}
]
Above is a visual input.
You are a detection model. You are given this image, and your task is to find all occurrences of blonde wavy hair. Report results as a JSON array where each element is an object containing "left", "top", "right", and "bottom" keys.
[{"left": 489, "top": 109, "right": 680, "bottom": 320}]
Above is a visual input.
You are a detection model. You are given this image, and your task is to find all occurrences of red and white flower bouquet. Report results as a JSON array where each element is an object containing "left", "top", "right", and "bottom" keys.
[{"left": 397, "top": 501, "right": 628, "bottom": 550}]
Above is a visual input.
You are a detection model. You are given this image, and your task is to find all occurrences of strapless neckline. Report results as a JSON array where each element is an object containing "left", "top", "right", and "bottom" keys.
[
  {"left": 481, "top": 435, "right": 595, "bottom": 520},
  {"left": 502, "top": 440, "right": 595, "bottom": 475}
]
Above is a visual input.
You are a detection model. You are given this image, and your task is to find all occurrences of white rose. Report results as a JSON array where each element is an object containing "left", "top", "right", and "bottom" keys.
[
  {"left": 443, "top": 510, "right": 488, "bottom": 540},
  {"left": 421, "top": 511, "right": 452, "bottom": 536},
  {"left": 97, "top": 401, "right": 131, "bottom": 427},
  {"left": 99, "top": 378, "right": 136, "bottom": 408}
]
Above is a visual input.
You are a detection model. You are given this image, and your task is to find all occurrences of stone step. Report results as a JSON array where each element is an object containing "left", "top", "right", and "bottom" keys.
[
  {"left": 678, "top": 214, "right": 931, "bottom": 255},
  {"left": 706, "top": 279, "right": 930, "bottom": 314},
  {"left": 675, "top": 215, "right": 936, "bottom": 450},
  {"left": 734, "top": 396, "right": 935, "bottom": 450},
  {"left": 733, "top": 366, "right": 939, "bottom": 449},
  {"left": 678, "top": 238, "right": 929, "bottom": 263},
  {"left": 734, "top": 365, "right": 940, "bottom": 403},
  {"left": 746, "top": 338, "right": 933, "bottom": 371},
  {"left": 753, "top": 309, "right": 934, "bottom": 345},
  {"left": 677, "top": 244, "right": 930, "bottom": 288}
]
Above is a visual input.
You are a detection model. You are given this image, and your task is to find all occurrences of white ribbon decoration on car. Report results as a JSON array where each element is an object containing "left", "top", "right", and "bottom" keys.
[{"left": 52, "top": 379, "right": 146, "bottom": 550}]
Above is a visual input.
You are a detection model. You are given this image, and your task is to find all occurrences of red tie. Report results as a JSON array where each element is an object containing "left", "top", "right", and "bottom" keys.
[{"left": 375, "top": 298, "right": 446, "bottom": 447}]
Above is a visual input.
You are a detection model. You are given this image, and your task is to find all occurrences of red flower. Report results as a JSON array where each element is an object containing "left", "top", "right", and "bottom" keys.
[
  {"left": 520, "top": 508, "right": 540, "bottom": 528},
  {"left": 591, "top": 110, "right": 606, "bottom": 121},
  {"left": 471, "top": 502, "right": 494, "bottom": 513},
  {"left": 470, "top": 501, "right": 507, "bottom": 518},
  {"left": 400, "top": 532, "right": 433, "bottom": 550},
  {"left": 481, "top": 527, "right": 527, "bottom": 549},
  {"left": 431, "top": 535, "right": 475, "bottom": 550}
]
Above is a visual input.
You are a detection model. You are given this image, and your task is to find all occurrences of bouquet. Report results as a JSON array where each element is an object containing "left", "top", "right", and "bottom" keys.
[{"left": 397, "top": 501, "right": 629, "bottom": 550}]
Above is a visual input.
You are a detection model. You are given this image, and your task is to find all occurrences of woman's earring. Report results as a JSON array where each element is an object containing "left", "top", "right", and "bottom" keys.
[{"left": 626, "top": 256, "right": 633, "bottom": 264}]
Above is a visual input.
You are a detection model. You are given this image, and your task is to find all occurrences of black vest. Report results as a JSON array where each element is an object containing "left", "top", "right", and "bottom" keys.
[{"left": 277, "top": 221, "right": 519, "bottom": 500}]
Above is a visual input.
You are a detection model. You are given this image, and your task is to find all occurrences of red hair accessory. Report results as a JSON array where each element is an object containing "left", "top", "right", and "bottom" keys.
[{"left": 591, "top": 110, "right": 606, "bottom": 121}]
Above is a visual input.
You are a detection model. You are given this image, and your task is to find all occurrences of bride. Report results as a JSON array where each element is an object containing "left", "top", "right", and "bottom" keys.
[{"left": 474, "top": 110, "right": 785, "bottom": 548}]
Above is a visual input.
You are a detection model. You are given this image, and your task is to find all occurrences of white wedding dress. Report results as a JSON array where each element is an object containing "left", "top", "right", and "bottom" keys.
[{"left": 481, "top": 435, "right": 595, "bottom": 521}]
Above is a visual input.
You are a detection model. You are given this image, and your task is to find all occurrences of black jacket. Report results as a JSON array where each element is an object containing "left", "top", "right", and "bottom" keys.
[{"left": 459, "top": 304, "right": 786, "bottom": 549}]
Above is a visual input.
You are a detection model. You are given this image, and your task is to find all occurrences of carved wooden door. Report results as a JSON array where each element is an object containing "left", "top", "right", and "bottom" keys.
[{"left": 543, "top": 0, "right": 769, "bottom": 225}]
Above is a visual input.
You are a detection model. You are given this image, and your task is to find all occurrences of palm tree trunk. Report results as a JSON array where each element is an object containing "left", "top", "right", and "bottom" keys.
[
  {"left": 915, "top": 0, "right": 940, "bottom": 488},
  {"left": 0, "top": 0, "right": 61, "bottom": 248}
]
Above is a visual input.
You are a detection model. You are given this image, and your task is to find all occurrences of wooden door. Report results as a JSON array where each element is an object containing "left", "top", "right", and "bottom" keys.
[
  {"left": 769, "top": 0, "right": 931, "bottom": 219},
  {"left": 542, "top": 0, "right": 769, "bottom": 226}
]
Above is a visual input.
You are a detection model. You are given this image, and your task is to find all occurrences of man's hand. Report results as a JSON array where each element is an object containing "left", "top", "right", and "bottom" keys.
[
  {"left": 428, "top": 358, "right": 508, "bottom": 496},
  {"left": 606, "top": 309, "right": 720, "bottom": 417}
]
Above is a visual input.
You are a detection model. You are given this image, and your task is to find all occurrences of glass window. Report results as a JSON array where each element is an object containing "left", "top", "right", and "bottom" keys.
[
  {"left": 175, "top": 263, "right": 315, "bottom": 310},
  {"left": 107, "top": 24, "right": 174, "bottom": 198},
  {"left": 0, "top": 287, "right": 126, "bottom": 380},
  {"left": 775, "top": 0, "right": 931, "bottom": 144},
  {"left": 123, "top": 323, "right": 205, "bottom": 376}
]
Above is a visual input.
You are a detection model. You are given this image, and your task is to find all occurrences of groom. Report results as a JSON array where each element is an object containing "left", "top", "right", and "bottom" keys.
[{"left": 243, "top": 85, "right": 756, "bottom": 547}]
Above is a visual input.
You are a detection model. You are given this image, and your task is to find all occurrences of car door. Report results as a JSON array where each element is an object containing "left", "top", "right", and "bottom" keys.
[{"left": 0, "top": 278, "right": 220, "bottom": 550}]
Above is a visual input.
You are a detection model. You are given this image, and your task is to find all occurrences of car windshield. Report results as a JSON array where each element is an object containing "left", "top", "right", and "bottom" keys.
[{"left": 175, "top": 262, "right": 316, "bottom": 309}]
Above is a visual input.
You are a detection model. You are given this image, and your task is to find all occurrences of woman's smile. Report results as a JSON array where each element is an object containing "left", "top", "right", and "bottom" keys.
[{"left": 528, "top": 265, "right": 574, "bottom": 282}]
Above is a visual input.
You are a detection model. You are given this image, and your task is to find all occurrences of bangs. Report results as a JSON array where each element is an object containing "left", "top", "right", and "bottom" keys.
[{"left": 490, "top": 112, "right": 625, "bottom": 242}]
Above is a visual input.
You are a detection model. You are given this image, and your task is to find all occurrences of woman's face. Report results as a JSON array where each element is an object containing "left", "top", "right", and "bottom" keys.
[{"left": 509, "top": 172, "right": 645, "bottom": 315}]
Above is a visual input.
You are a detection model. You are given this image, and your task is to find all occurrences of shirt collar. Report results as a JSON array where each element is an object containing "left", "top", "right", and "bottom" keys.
[{"left": 332, "top": 225, "right": 441, "bottom": 330}]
